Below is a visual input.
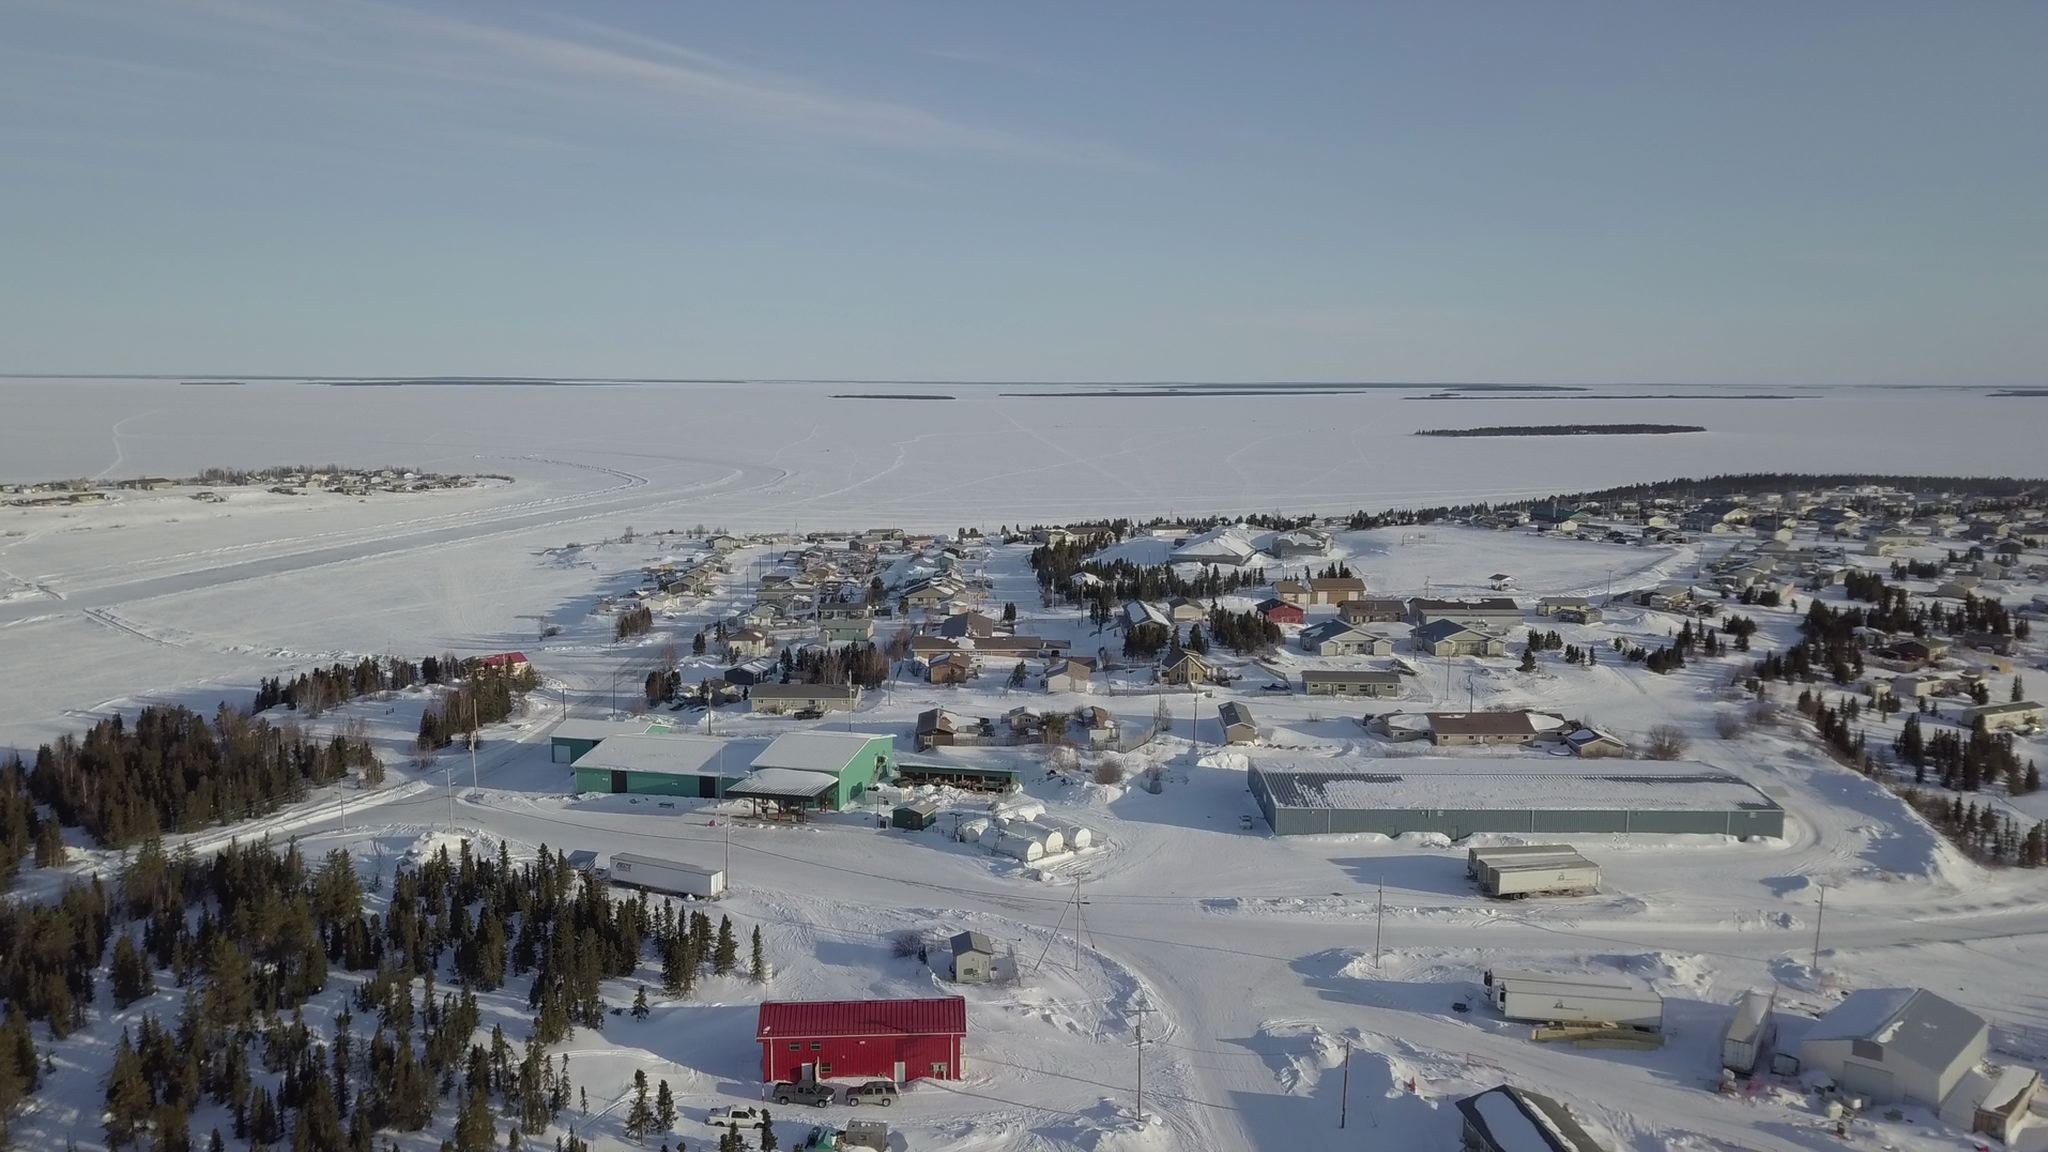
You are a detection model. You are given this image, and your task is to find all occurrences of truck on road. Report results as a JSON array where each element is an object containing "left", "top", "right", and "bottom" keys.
[{"left": 606, "top": 853, "right": 727, "bottom": 900}]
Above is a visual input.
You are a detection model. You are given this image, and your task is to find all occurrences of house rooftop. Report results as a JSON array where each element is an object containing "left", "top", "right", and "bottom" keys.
[
  {"left": 1805, "top": 988, "right": 1986, "bottom": 1070},
  {"left": 753, "top": 731, "right": 890, "bottom": 773}
]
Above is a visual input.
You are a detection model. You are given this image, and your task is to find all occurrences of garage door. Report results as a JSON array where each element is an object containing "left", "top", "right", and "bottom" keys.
[{"left": 1838, "top": 1061, "right": 1894, "bottom": 1104}]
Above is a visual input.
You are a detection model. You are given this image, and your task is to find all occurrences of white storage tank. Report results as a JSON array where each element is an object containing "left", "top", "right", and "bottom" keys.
[
  {"left": 955, "top": 817, "right": 991, "bottom": 843},
  {"left": 1040, "top": 819, "right": 1094, "bottom": 850},
  {"left": 993, "top": 832, "right": 1045, "bottom": 862},
  {"left": 990, "top": 796, "right": 1046, "bottom": 823},
  {"left": 1012, "top": 822, "right": 1065, "bottom": 855}
]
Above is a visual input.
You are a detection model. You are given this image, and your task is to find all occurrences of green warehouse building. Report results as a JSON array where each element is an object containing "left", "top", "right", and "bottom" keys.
[
  {"left": 725, "top": 731, "right": 897, "bottom": 814},
  {"left": 552, "top": 718, "right": 687, "bottom": 765},
  {"left": 570, "top": 733, "right": 765, "bottom": 799}
]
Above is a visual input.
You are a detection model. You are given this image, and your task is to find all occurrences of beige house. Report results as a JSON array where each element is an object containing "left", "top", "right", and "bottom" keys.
[
  {"left": 1965, "top": 700, "right": 2043, "bottom": 733},
  {"left": 749, "top": 683, "right": 862, "bottom": 715}
]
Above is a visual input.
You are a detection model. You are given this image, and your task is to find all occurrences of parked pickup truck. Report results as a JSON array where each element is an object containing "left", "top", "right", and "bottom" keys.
[
  {"left": 771, "top": 1080, "right": 836, "bottom": 1108},
  {"left": 843, "top": 1080, "right": 898, "bottom": 1107},
  {"left": 705, "top": 1105, "right": 770, "bottom": 1128}
]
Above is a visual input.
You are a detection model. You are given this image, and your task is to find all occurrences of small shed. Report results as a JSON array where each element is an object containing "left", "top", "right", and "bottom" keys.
[
  {"left": 1217, "top": 701, "right": 1258, "bottom": 745},
  {"left": 1798, "top": 987, "right": 1989, "bottom": 1108},
  {"left": 950, "top": 932, "right": 993, "bottom": 985},
  {"left": 891, "top": 802, "right": 941, "bottom": 832}
]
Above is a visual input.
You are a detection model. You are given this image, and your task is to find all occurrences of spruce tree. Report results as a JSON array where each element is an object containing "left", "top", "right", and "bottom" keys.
[
  {"left": 654, "top": 1079, "right": 676, "bottom": 1133},
  {"left": 632, "top": 986, "right": 650, "bottom": 1020},
  {"left": 625, "top": 1070, "right": 653, "bottom": 1142},
  {"left": 112, "top": 935, "right": 153, "bottom": 1008},
  {"left": 749, "top": 926, "right": 766, "bottom": 983},
  {"left": 713, "top": 917, "right": 738, "bottom": 977}
]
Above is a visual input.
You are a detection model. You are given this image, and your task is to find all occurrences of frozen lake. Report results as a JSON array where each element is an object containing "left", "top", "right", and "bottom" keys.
[
  {"left": 6, "top": 378, "right": 2043, "bottom": 527},
  {"left": 1, "top": 376, "right": 2040, "bottom": 748}
]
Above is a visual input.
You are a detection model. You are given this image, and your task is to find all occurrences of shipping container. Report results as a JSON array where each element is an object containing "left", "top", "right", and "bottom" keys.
[
  {"left": 1484, "top": 967, "right": 1663, "bottom": 1030},
  {"left": 607, "top": 852, "right": 726, "bottom": 900},
  {"left": 1486, "top": 860, "right": 1601, "bottom": 898}
]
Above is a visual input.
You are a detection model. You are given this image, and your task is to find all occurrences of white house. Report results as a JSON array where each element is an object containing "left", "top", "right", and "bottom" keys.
[{"left": 1798, "top": 988, "right": 1988, "bottom": 1109}]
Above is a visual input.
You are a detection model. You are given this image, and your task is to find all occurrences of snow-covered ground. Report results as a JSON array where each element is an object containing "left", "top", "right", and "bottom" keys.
[{"left": 6, "top": 379, "right": 2048, "bottom": 1151}]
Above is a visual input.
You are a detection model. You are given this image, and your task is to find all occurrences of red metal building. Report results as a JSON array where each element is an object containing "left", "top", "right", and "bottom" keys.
[{"left": 756, "top": 997, "right": 967, "bottom": 1084}]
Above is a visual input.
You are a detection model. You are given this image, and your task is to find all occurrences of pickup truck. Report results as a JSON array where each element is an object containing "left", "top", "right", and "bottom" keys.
[
  {"left": 705, "top": 1105, "right": 770, "bottom": 1128},
  {"left": 771, "top": 1080, "right": 836, "bottom": 1108}
]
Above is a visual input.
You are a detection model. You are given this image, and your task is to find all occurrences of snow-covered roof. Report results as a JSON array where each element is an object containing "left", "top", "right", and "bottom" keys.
[
  {"left": 752, "top": 730, "right": 890, "bottom": 774},
  {"left": 1804, "top": 988, "right": 1986, "bottom": 1071},
  {"left": 575, "top": 734, "right": 763, "bottom": 777},
  {"left": 725, "top": 767, "right": 840, "bottom": 799},
  {"left": 553, "top": 718, "right": 647, "bottom": 743},
  {"left": 1250, "top": 759, "right": 1782, "bottom": 814},
  {"left": 1456, "top": 1085, "right": 1606, "bottom": 1152}
]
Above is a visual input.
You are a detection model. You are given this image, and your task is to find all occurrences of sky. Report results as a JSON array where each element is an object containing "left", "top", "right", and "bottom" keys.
[{"left": 1, "top": 1, "right": 2044, "bottom": 385}]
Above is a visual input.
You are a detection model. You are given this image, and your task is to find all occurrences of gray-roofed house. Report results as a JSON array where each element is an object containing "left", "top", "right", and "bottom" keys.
[
  {"left": 1338, "top": 598, "right": 1408, "bottom": 625},
  {"left": 1798, "top": 987, "right": 1989, "bottom": 1109},
  {"left": 1427, "top": 711, "right": 1541, "bottom": 746},
  {"left": 1301, "top": 669, "right": 1402, "bottom": 698},
  {"left": 1963, "top": 700, "right": 2043, "bottom": 734},
  {"left": 1564, "top": 728, "right": 1627, "bottom": 758},
  {"left": 1412, "top": 620, "right": 1509, "bottom": 658},
  {"left": 950, "top": 932, "right": 994, "bottom": 985},
  {"left": 1217, "top": 701, "right": 1257, "bottom": 745},
  {"left": 1299, "top": 620, "right": 1392, "bottom": 657},
  {"left": 1044, "top": 659, "right": 1093, "bottom": 695},
  {"left": 1456, "top": 1084, "right": 1607, "bottom": 1152},
  {"left": 1407, "top": 597, "right": 1522, "bottom": 627}
]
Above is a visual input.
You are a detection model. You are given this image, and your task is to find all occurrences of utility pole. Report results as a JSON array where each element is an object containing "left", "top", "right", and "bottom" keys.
[
  {"left": 1130, "top": 1005, "right": 1155, "bottom": 1123},
  {"left": 470, "top": 695, "right": 480, "bottom": 791},
  {"left": 1374, "top": 877, "right": 1385, "bottom": 968},
  {"left": 1811, "top": 884, "right": 1826, "bottom": 972},
  {"left": 445, "top": 758, "right": 456, "bottom": 826},
  {"left": 1073, "top": 878, "right": 1085, "bottom": 975},
  {"left": 1339, "top": 1039, "right": 1352, "bottom": 1128}
]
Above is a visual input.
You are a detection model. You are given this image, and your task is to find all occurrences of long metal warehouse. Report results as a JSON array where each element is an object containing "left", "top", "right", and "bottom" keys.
[{"left": 1247, "top": 758, "right": 1784, "bottom": 839}]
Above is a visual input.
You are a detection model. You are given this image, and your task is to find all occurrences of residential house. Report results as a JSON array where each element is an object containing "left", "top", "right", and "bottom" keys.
[
  {"left": 1426, "top": 711, "right": 1542, "bottom": 746},
  {"left": 728, "top": 628, "right": 774, "bottom": 659},
  {"left": 1537, "top": 596, "right": 1596, "bottom": 618},
  {"left": 1044, "top": 659, "right": 1093, "bottom": 695},
  {"left": 724, "top": 658, "right": 778, "bottom": 688},
  {"left": 1257, "top": 598, "right": 1305, "bottom": 625},
  {"left": 915, "top": 709, "right": 960, "bottom": 751},
  {"left": 1269, "top": 529, "right": 1331, "bottom": 558},
  {"left": 950, "top": 933, "right": 993, "bottom": 985},
  {"left": 1407, "top": 597, "right": 1522, "bottom": 627},
  {"left": 1274, "top": 579, "right": 1311, "bottom": 609},
  {"left": 1172, "top": 524, "right": 1260, "bottom": 566},
  {"left": 820, "top": 617, "right": 876, "bottom": 645},
  {"left": 1301, "top": 669, "right": 1402, "bottom": 698},
  {"left": 1299, "top": 620, "right": 1392, "bottom": 657},
  {"left": 927, "top": 652, "right": 975, "bottom": 685},
  {"left": 937, "top": 611, "right": 997, "bottom": 640},
  {"left": 1159, "top": 651, "right": 1213, "bottom": 686},
  {"left": 1217, "top": 701, "right": 1257, "bottom": 745},
  {"left": 1412, "top": 620, "right": 1508, "bottom": 658},
  {"left": 1123, "top": 600, "right": 1171, "bottom": 630},
  {"left": 1338, "top": 598, "right": 1408, "bottom": 625},
  {"left": 1306, "top": 576, "right": 1366, "bottom": 605},
  {"left": 1165, "top": 596, "right": 1207, "bottom": 624},
  {"left": 1564, "top": 728, "right": 1627, "bottom": 758}
]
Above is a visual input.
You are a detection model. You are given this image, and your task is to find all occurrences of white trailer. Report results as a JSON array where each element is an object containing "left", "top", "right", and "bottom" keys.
[
  {"left": 1468, "top": 845, "right": 1599, "bottom": 897},
  {"left": 1486, "top": 859, "right": 1600, "bottom": 898},
  {"left": 1484, "top": 968, "right": 1664, "bottom": 1031},
  {"left": 606, "top": 853, "right": 726, "bottom": 900},
  {"left": 1467, "top": 844, "right": 1578, "bottom": 879},
  {"left": 1722, "top": 988, "right": 1777, "bottom": 1075}
]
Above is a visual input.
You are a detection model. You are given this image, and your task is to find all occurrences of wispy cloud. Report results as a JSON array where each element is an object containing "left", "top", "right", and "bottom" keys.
[{"left": 143, "top": 0, "right": 1138, "bottom": 168}]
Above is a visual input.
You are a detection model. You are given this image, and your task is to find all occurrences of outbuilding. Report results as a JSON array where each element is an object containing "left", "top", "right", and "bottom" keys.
[
  {"left": 1257, "top": 598, "right": 1305, "bottom": 625},
  {"left": 1217, "top": 701, "right": 1258, "bottom": 745},
  {"left": 551, "top": 718, "right": 643, "bottom": 765},
  {"left": 1798, "top": 987, "right": 1988, "bottom": 1109},
  {"left": 950, "top": 932, "right": 993, "bottom": 985},
  {"left": 891, "top": 802, "right": 941, "bottom": 831},
  {"left": 757, "top": 998, "right": 967, "bottom": 1084}
]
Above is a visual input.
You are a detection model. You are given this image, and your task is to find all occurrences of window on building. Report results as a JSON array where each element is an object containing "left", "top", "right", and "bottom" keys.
[
  {"left": 930, "top": 1062, "right": 948, "bottom": 1076},
  {"left": 788, "top": 1043, "right": 800, "bottom": 1051},
  {"left": 818, "top": 1063, "right": 831, "bottom": 1076},
  {"left": 809, "top": 1042, "right": 823, "bottom": 1051}
]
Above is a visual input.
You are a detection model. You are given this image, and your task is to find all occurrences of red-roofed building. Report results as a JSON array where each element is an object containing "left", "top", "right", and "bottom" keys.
[
  {"left": 480, "top": 652, "right": 530, "bottom": 672},
  {"left": 756, "top": 997, "right": 967, "bottom": 1084}
]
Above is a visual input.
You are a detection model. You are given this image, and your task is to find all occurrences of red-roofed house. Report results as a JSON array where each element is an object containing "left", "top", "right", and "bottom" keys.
[
  {"left": 480, "top": 652, "right": 530, "bottom": 672},
  {"left": 757, "top": 997, "right": 967, "bottom": 1084},
  {"left": 1257, "top": 597, "right": 1304, "bottom": 625}
]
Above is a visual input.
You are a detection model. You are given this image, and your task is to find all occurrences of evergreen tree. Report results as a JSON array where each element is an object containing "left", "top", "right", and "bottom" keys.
[
  {"left": 749, "top": 926, "right": 766, "bottom": 984},
  {"left": 713, "top": 917, "right": 738, "bottom": 977},
  {"left": 631, "top": 986, "right": 650, "bottom": 1020},
  {"left": 455, "top": 1083, "right": 496, "bottom": 1152},
  {"left": 32, "top": 820, "right": 64, "bottom": 868},
  {"left": 757, "top": 1111, "right": 776, "bottom": 1152},
  {"left": 111, "top": 935, "right": 153, "bottom": 1008},
  {"left": 654, "top": 1079, "right": 676, "bottom": 1134},
  {"left": 105, "top": 1032, "right": 151, "bottom": 1151},
  {"left": 624, "top": 1070, "right": 653, "bottom": 1142}
]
